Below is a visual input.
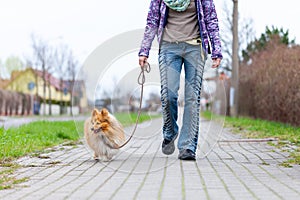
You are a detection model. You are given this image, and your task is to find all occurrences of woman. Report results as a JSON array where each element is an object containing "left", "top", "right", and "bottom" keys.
[{"left": 138, "top": 0, "right": 222, "bottom": 160}]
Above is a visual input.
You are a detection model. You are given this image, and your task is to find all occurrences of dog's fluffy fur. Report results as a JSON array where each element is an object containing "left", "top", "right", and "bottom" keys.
[{"left": 84, "top": 108, "right": 125, "bottom": 161}]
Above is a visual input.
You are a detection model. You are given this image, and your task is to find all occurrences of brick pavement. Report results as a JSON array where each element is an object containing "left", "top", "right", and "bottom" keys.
[
  {"left": 0, "top": 116, "right": 86, "bottom": 129},
  {"left": 0, "top": 117, "right": 300, "bottom": 200}
]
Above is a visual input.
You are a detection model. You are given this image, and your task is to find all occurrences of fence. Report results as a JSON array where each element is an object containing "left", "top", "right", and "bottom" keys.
[{"left": 0, "top": 89, "right": 33, "bottom": 116}]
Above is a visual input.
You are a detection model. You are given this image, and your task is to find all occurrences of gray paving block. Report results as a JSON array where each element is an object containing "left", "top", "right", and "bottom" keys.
[{"left": 1, "top": 118, "right": 300, "bottom": 200}]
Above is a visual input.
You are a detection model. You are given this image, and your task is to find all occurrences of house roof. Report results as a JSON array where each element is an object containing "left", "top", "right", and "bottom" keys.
[
  {"left": 35, "top": 69, "right": 85, "bottom": 92},
  {"left": 34, "top": 69, "right": 63, "bottom": 90},
  {"left": 5, "top": 68, "right": 85, "bottom": 93},
  {"left": 0, "top": 78, "right": 10, "bottom": 89}
]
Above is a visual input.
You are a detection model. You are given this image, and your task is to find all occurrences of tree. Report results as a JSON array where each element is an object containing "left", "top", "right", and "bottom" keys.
[
  {"left": 242, "top": 26, "right": 296, "bottom": 61},
  {"left": 220, "top": 0, "right": 255, "bottom": 72},
  {"left": 31, "top": 34, "right": 54, "bottom": 115},
  {"left": 5, "top": 56, "right": 24, "bottom": 77},
  {"left": 54, "top": 44, "right": 69, "bottom": 115},
  {"left": 0, "top": 59, "right": 4, "bottom": 78},
  {"left": 66, "top": 51, "right": 79, "bottom": 116},
  {"left": 46, "top": 59, "right": 55, "bottom": 115}
]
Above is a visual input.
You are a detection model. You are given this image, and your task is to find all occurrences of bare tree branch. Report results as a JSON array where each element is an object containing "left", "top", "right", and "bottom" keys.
[
  {"left": 219, "top": 1, "right": 256, "bottom": 72},
  {"left": 30, "top": 33, "right": 54, "bottom": 115}
]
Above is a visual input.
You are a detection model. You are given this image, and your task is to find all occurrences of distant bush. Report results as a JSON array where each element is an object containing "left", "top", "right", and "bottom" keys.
[{"left": 239, "top": 35, "right": 300, "bottom": 126}]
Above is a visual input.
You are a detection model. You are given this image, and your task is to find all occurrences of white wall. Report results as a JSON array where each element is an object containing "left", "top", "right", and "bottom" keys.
[{"left": 40, "top": 104, "right": 79, "bottom": 115}]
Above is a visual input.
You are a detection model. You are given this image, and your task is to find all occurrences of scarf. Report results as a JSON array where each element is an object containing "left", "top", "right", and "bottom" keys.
[{"left": 163, "top": 0, "right": 191, "bottom": 12}]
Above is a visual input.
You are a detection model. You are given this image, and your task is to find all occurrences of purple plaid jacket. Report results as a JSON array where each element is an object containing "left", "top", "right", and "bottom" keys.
[{"left": 138, "top": 0, "right": 222, "bottom": 59}]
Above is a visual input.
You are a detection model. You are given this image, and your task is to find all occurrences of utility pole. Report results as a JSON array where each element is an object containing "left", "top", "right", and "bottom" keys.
[{"left": 231, "top": 0, "right": 239, "bottom": 117}]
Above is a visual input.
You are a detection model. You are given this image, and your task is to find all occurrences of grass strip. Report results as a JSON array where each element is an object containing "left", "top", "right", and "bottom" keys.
[
  {"left": 114, "top": 112, "right": 161, "bottom": 127},
  {"left": 0, "top": 120, "right": 84, "bottom": 161},
  {"left": 202, "top": 111, "right": 300, "bottom": 165}
]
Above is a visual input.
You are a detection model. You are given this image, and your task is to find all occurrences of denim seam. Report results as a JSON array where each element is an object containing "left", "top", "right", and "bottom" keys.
[
  {"left": 188, "top": 55, "right": 203, "bottom": 152},
  {"left": 159, "top": 51, "right": 175, "bottom": 141}
]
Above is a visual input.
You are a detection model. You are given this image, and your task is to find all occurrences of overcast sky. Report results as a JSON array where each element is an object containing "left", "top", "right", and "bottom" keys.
[
  {"left": 0, "top": 0, "right": 299, "bottom": 64},
  {"left": 1, "top": 0, "right": 298, "bottom": 100}
]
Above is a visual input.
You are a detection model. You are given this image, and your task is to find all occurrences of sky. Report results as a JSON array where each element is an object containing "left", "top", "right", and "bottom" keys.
[
  {"left": 0, "top": 0, "right": 299, "bottom": 99},
  {"left": 0, "top": 0, "right": 299, "bottom": 63}
]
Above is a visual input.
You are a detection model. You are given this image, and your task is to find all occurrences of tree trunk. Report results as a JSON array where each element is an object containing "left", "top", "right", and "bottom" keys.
[
  {"left": 35, "top": 71, "right": 38, "bottom": 101},
  {"left": 69, "top": 81, "right": 73, "bottom": 116},
  {"left": 60, "top": 78, "right": 63, "bottom": 115},
  {"left": 48, "top": 80, "right": 52, "bottom": 115},
  {"left": 231, "top": 0, "right": 239, "bottom": 117},
  {"left": 34, "top": 70, "right": 40, "bottom": 115},
  {"left": 70, "top": 92, "right": 73, "bottom": 116},
  {"left": 42, "top": 64, "right": 46, "bottom": 115}
]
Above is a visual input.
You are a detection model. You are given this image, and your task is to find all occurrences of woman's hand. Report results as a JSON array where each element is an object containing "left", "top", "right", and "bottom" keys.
[
  {"left": 212, "top": 58, "right": 221, "bottom": 68},
  {"left": 139, "top": 56, "right": 148, "bottom": 68}
]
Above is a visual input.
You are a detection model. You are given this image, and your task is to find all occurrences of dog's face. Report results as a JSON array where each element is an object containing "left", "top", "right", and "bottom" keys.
[{"left": 90, "top": 108, "right": 110, "bottom": 134}]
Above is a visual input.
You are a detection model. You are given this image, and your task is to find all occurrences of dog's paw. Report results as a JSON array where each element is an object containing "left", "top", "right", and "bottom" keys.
[{"left": 93, "top": 153, "right": 100, "bottom": 160}]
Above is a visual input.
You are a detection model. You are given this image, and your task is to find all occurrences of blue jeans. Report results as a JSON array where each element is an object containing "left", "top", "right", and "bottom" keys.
[{"left": 158, "top": 41, "right": 205, "bottom": 153}]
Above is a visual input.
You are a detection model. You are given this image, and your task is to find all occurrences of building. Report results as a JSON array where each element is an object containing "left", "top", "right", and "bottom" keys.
[
  {"left": 0, "top": 78, "right": 9, "bottom": 89},
  {"left": 1, "top": 68, "right": 87, "bottom": 115}
]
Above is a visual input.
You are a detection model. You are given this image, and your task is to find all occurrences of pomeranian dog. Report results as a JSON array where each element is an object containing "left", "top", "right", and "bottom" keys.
[{"left": 84, "top": 108, "right": 125, "bottom": 161}]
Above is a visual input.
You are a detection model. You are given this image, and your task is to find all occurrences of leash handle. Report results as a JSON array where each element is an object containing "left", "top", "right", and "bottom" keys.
[
  {"left": 111, "top": 62, "right": 151, "bottom": 149},
  {"left": 138, "top": 62, "right": 151, "bottom": 85}
]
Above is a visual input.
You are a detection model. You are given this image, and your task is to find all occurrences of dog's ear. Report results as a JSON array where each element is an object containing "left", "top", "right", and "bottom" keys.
[
  {"left": 92, "top": 108, "right": 99, "bottom": 117},
  {"left": 100, "top": 108, "right": 109, "bottom": 117}
]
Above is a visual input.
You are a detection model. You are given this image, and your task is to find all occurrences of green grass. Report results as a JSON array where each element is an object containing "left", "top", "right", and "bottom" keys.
[
  {"left": 201, "top": 111, "right": 213, "bottom": 119},
  {"left": 202, "top": 111, "right": 300, "bottom": 144},
  {"left": 201, "top": 111, "right": 300, "bottom": 165},
  {"left": 0, "top": 120, "right": 84, "bottom": 161},
  {"left": 0, "top": 120, "right": 83, "bottom": 190},
  {"left": 115, "top": 112, "right": 161, "bottom": 127},
  {"left": 227, "top": 116, "right": 300, "bottom": 144},
  {"left": 0, "top": 165, "right": 28, "bottom": 190}
]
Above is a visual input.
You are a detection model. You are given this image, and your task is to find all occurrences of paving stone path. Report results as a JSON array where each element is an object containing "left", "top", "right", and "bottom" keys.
[
  {"left": 0, "top": 116, "right": 86, "bottom": 129},
  {"left": 0, "top": 117, "right": 300, "bottom": 200}
]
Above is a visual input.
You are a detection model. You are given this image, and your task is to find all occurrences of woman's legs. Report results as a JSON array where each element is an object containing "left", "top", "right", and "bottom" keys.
[
  {"left": 177, "top": 43, "right": 205, "bottom": 153},
  {"left": 159, "top": 41, "right": 205, "bottom": 156},
  {"left": 159, "top": 42, "right": 183, "bottom": 142}
]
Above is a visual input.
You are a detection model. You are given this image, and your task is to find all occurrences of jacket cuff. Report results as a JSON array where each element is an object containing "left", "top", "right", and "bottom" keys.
[
  {"left": 211, "top": 53, "right": 223, "bottom": 59},
  {"left": 138, "top": 48, "right": 150, "bottom": 57}
]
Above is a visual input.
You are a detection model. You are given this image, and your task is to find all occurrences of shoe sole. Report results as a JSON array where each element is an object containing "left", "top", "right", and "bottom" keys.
[
  {"left": 162, "top": 133, "right": 179, "bottom": 155},
  {"left": 178, "top": 150, "right": 196, "bottom": 160},
  {"left": 178, "top": 156, "right": 196, "bottom": 161}
]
